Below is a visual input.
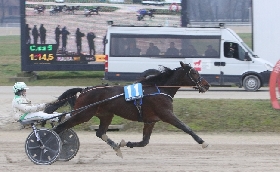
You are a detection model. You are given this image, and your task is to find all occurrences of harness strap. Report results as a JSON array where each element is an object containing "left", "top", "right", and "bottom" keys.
[
  {"left": 145, "top": 85, "right": 173, "bottom": 100},
  {"left": 133, "top": 85, "right": 173, "bottom": 123},
  {"left": 134, "top": 99, "right": 143, "bottom": 122}
]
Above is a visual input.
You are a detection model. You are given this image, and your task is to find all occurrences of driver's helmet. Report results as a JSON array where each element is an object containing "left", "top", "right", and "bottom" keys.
[{"left": 13, "top": 82, "right": 29, "bottom": 94}]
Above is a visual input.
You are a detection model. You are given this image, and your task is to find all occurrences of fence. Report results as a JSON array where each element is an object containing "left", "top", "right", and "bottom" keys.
[{"left": 0, "top": 25, "right": 20, "bottom": 36}]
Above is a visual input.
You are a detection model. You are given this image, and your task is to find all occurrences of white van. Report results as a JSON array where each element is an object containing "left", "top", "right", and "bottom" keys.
[{"left": 104, "top": 24, "right": 273, "bottom": 91}]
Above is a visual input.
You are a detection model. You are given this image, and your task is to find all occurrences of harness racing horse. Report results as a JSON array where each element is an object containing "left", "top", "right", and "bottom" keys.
[
  {"left": 137, "top": 9, "right": 156, "bottom": 21},
  {"left": 65, "top": 6, "right": 80, "bottom": 15},
  {"left": 34, "top": 5, "right": 46, "bottom": 15},
  {"left": 50, "top": 5, "right": 64, "bottom": 15},
  {"left": 45, "top": 61, "right": 210, "bottom": 158},
  {"left": 84, "top": 6, "right": 101, "bottom": 17}
]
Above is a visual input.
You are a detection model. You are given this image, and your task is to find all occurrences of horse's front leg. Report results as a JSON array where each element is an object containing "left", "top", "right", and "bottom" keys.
[
  {"left": 96, "top": 115, "right": 126, "bottom": 158},
  {"left": 126, "top": 122, "right": 155, "bottom": 148},
  {"left": 161, "top": 112, "right": 208, "bottom": 148}
]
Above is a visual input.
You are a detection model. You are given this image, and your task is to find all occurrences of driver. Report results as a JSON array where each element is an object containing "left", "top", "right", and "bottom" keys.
[{"left": 12, "top": 82, "right": 69, "bottom": 123}]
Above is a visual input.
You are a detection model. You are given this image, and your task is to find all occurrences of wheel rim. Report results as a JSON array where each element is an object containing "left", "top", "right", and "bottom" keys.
[
  {"left": 58, "top": 129, "right": 80, "bottom": 161},
  {"left": 246, "top": 78, "right": 257, "bottom": 89},
  {"left": 25, "top": 129, "right": 61, "bottom": 165}
]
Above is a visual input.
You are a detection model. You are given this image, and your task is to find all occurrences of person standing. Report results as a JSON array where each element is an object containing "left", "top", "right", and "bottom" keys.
[
  {"left": 39, "top": 24, "right": 47, "bottom": 44},
  {"left": 55, "top": 25, "right": 61, "bottom": 51},
  {"left": 25, "top": 24, "right": 31, "bottom": 44},
  {"left": 32, "top": 25, "right": 39, "bottom": 44},
  {"left": 61, "top": 26, "right": 70, "bottom": 53},
  {"left": 75, "top": 28, "right": 85, "bottom": 55},
  {"left": 87, "top": 32, "right": 96, "bottom": 55}
]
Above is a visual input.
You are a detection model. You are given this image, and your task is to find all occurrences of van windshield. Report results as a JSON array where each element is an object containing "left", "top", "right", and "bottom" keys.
[
  {"left": 110, "top": 34, "right": 221, "bottom": 58},
  {"left": 241, "top": 42, "right": 258, "bottom": 58}
]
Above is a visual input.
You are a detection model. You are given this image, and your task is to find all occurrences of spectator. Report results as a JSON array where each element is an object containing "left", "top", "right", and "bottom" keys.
[
  {"left": 39, "top": 24, "right": 46, "bottom": 44},
  {"left": 165, "top": 42, "right": 179, "bottom": 56},
  {"left": 123, "top": 41, "right": 141, "bottom": 56},
  {"left": 87, "top": 32, "right": 96, "bottom": 55},
  {"left": 146, "top": 43, "right": 160, "bottom": 56},
  {"left": 25, "top": 24, "right": 31, "bottom": 44},
  {"left": 183, "top": 45, "right": 198, "bottom": 57},
  {"left": 55, "top": 25, "right": 61, "bottom": 50},
  {"left": 75, "top": 28, "right": 85, "bottom": 55},
  {"left": 32, "top": 25, "right": 39, "bottom": 44},
  {"left": 61, "top": 26, "right": 70, "bottom": 53},
  {"left": 205, "top": 45, "right": 218, "bottom": 56}
]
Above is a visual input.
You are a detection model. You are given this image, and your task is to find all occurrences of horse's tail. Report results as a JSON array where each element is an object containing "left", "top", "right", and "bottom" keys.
[{"left": 44, "top": 88, "right": 83, "bottom": 114}]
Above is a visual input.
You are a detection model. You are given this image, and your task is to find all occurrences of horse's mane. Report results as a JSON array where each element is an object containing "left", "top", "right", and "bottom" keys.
[
  {"left": 81, "top": 83, "right": 109, "bottom": 94},
  {"left": 139, "top": 66, "right": 177, "bottom": 85}
]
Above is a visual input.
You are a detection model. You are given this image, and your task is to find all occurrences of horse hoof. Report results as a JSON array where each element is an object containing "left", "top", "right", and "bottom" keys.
[
  {"left": 115, "top": 148, "right": 123, "bottom": 159},
  {"left": 202, "top": 142, "right": 209, "bottom": 149},
  {"left": 119, "top": 139, "right": 126, "bottom": 147}
]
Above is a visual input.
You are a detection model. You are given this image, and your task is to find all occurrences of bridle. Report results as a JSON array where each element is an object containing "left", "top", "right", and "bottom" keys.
[{"left": 185, "top": 66, "right": 206, "bottom": 92}]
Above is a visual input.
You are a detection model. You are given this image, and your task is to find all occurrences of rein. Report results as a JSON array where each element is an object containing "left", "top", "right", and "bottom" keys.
[
  {"left": 52, "top": 93, "right": 125, "bottom": 119},
  {"left": 144, "top": 85, "right": 195, "bottom": 88}
]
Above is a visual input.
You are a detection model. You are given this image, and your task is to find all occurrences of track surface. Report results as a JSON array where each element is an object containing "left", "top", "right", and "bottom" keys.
[
  {"left": 1, "top": 86, "right": 278, "bottom": 171},
  {"left": 0, "top": 131, "right": 280, "bottom": 171}
]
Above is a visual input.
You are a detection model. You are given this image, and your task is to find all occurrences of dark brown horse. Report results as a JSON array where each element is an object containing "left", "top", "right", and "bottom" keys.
[{"left": 45, "top": 61, "right": 210, "bottom": 157}]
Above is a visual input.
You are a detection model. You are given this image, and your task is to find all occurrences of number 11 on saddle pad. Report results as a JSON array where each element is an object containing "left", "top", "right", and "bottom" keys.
[{"left": 124, "top": 83, "right": 143, "bottom": 101}]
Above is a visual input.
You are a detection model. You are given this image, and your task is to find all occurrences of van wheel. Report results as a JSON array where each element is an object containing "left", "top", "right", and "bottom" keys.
[
  {"left": 141, "top": 69, "right": 160, "bottom": 78},
  {"left": 243, "top": 75, "right": 261, "bottom": 91}
]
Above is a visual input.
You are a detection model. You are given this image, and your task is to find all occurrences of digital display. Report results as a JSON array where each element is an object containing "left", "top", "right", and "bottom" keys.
[
  {"left": 26, "top": 43, "right": 96, "bottom": 64},
  {"left": 21, "top": 0, "right": 108, "bottom": 71},
  {"left": 20, "top": 0, "right": 251, "bottom": 71},
  {"left": 29, "top": 44, "right": 54, "bottom": 52},
  {"left": 20, "top": 0, "right": 186, "bottom": 71}
]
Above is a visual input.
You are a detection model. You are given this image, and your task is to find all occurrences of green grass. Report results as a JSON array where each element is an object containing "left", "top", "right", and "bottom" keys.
[
  {"left": 238, "top": 33, "right": 252, "bottom": 48},
  {"left": 54, "top": 99, "right": 280, "bottom": 133},
  {"left": 0, "top": 36, "right": 22, "bottom": 84}
]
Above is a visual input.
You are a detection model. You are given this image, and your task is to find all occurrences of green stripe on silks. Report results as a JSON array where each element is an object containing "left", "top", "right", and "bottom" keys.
[{"left": 19, "top": 113, "right": 28, "bottom": 121}]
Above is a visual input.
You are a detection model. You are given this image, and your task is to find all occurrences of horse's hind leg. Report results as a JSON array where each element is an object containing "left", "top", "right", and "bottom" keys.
[
  {"left": 161, "top": 115, "right": 208, "bottom": 148},
  {"left": 96, "top": 115, "right": 126, "bottom": 158},
  {"left": 126, "top": 122, "right": 155, "bottom": 148}
]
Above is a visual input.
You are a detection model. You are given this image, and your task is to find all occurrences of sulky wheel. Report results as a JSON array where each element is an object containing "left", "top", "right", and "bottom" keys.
[
  {"left": 25, "top": 129, "right": 62, "bottom": 165},
  {"left": 58, "top": 129, "right": 80, "bottom": 161}
]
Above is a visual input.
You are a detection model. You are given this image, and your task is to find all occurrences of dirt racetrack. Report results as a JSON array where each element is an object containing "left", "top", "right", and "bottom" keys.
[
  {"left": 1, "top": 130, "right": 280, "bottom": 172},
  {"left": 0, "top": 86, "right": 278, "bottom": 171}
]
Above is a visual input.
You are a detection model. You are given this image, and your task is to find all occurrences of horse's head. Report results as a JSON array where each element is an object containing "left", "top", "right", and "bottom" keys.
[{"left": 180, "top": 61, "right": 210, "bottom": 93}]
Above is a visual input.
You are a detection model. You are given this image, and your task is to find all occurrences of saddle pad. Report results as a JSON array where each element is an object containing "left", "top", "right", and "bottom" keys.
[{"left": 124, "top": 83, "right": 143, "bottom": 101}]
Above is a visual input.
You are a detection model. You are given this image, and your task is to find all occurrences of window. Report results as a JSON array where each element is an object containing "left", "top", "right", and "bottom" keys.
[
  {"left": 110, "top": 34, "right": 220, "bottom": 58},
  {"left": 224, "top": 42, "right": 247, "bottom": 61}
]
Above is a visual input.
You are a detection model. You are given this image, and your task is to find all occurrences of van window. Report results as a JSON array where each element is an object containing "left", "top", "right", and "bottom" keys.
[
  {"left": 110, "top": 34, "right": 220, "bottom": 58},
  {"left": 224, "top": 42, "right": 247, "bottom": 61}
]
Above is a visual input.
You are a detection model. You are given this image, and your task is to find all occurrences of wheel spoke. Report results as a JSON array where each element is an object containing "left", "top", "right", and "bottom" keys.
[
  {"left": 40, "top": 133, "right": 53, "bottom": 145},
  {"left": 44, "top": 146, "right": 59, "bottom": 154},
  {"left": 27, "top": 145, "right": 41, "bottom": 150}
]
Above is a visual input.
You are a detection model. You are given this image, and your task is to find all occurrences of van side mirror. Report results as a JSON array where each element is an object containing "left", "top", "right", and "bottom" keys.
[{"left": 244, "top": 52, "right": 251, "bottom": 61}]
